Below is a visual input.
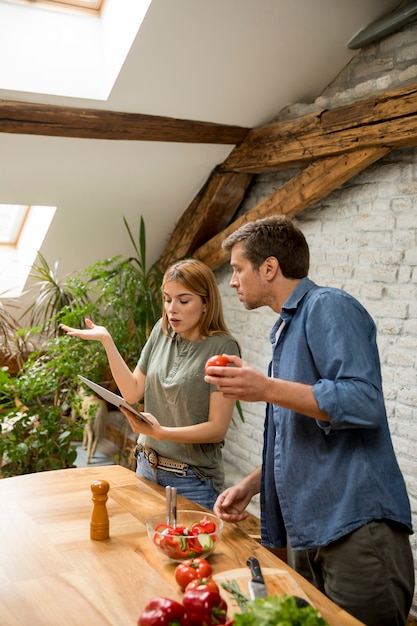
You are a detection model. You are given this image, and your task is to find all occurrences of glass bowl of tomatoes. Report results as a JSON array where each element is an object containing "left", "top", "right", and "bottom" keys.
[{"left": 146, "top": 510, "right": 223, "bottom": 562}]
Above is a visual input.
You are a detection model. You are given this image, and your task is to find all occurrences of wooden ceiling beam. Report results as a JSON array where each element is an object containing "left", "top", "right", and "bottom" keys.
[
  {"left": 0, "top": 100, "right": 250, "bottom": 144},
  {"left": 4, "top": 84, "right": 417, "bottom": 273},
  {"left": 159, "top": 170, "right": 252, "bottom": 270},
  {"left": 220, "top": 83, "right": 417, "bottom": 172},
  {"left": 193, "top": 146, "right": 390, "bottom": 269}
]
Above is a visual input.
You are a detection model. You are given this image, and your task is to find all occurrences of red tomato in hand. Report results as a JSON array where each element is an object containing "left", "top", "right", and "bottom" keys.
[
  {"left": 174, "top": 558, "right": 212, "bottom": 590},
  {"left": 205, "top": 354, "right": 229, "bottom": 375},
  {"left": 184, "top": 577, "right": 220, "bottom": 594}
]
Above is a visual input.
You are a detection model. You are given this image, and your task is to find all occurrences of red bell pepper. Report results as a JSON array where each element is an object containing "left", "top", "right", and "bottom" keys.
[
  {"left": 153, "top": 515, "right": 218, "bottom": 559},
  {"left": 159, "top": 534, "right": 192, "bottom": 559},
  {"left": 137, "top": 597, "right": 185, "bottom": 626},
  {"left": 191, "top": 515, "right": 216, "bottom": 535},
  {"left": 182, "top": 589, "right": 228, "bottom": 626}
]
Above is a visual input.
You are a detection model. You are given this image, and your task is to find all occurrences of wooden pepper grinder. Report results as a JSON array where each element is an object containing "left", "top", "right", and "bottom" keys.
[{"left": 90, "top": 479, "right": 110, "bottom": 540}]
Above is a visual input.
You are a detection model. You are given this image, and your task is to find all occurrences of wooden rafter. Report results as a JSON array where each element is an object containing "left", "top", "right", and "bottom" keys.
[
  {"left": 3, "top": 83, "right": 417, "bottom": 271},
  {"left": 193, "top": 147, "right": 390, "bottom": 269},
  {"left": 160, "top": 170, "right": 252, "bottom": 270},
  {"left": 170, "top": 83, "right": 417, "bottom": 268},
  {"left": 0, "top": 100, "right": 250, "bottom": 144},
  {"left": 220, "top": 83, "right": 417, "bottom": 172}
]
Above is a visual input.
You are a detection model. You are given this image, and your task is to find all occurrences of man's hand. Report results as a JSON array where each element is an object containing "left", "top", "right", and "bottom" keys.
[
  {"left": 214, "top": 484, "right": 253, "bottom": 522},
  {"left": 214, "top": 468, "right": 262, "bottom": 522},
  {"left": 204, "top": 354, "right": 269, "bottom": 402}
]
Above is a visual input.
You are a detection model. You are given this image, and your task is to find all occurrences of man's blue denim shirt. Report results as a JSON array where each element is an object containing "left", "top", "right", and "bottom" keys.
[{"left": 260, "top": 277, "right": 413, "bottom": 550}]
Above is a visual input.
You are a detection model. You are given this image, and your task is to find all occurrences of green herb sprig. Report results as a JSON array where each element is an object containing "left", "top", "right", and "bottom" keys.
[
  {"left": 220, "top": 579, "right": 249, "bottom": 612},
  {"left": 220, "top": 579, "right": 329, "bottom": 625}
]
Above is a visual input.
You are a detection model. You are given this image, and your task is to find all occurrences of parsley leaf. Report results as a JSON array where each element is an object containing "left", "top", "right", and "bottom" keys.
[{"left": 230, "top": 594, "right": 329, "bottom": 625}]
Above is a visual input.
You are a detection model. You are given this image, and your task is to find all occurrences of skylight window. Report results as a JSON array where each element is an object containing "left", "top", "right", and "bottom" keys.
[
  {"left": 43, "top": 0, "right": 104, "bottom": 10},
  {"left": 0, "top": 205, "right": 56, "bottom": 298},
  {"left": 0, "top": 205, "right": 29, "bottom": 245},
  {"left": 6, "top": 0, "right": 104, "bottom": 12},
  {"left": 0, "top": 0, "right": 151, "bottom": 297},
  {"left": 0, "top": 0, "right": 152, "bottom": 100}
]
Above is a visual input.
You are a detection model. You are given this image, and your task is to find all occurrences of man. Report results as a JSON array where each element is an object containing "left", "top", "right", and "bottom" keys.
[{"left": 205, "top": 216, "right": 414, "bottom": 626}]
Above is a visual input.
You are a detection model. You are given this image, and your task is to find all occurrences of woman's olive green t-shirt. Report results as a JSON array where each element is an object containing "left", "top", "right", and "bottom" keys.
[{"left": 137, "top": 319, "right": 240, "bottom": 492}]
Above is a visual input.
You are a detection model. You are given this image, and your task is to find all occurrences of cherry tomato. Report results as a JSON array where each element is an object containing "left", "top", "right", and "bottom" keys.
[
  {"left": 184, "top": 577, "right": 220, "bottom": 594},
  {"left": 174, "top": 558, "right": 213, "bottom": 591},
  {"left": 205, "top": 354, "right": 229, "bottom": 375}
]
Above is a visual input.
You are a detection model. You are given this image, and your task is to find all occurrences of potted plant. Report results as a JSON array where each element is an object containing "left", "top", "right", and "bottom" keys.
[{"left": 0, "top": 300, "right": 34, "bottom": 375}]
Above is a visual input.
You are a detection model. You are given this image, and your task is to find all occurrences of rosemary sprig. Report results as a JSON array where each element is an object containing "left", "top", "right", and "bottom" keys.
[{"left": 220, "top": 579, "right": 250, "bottom": 612}]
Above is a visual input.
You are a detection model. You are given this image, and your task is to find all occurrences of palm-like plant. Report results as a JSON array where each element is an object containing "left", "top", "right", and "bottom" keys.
[
  {"left": 23, "top": 251, "right": 88, "bottom": 337},
  {"left": 0, "top": 300, "right": 34, "bottom": 375},
  {"left": 124, "top": 215, "right": 164, "bottom": 346}
]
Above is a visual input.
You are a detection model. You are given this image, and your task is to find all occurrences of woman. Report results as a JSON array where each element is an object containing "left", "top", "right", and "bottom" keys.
[{"left": 61, "top": 258, "right": 240, "bottom": 509}]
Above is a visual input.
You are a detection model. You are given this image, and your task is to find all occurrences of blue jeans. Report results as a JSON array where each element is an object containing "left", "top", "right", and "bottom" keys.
[{"left": 135, "top": 452, "right": 219, "bottom": 510}]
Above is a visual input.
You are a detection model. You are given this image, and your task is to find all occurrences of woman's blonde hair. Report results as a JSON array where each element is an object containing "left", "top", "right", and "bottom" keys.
[{"left": 161, "top": 259, "right": 231, "bottom": 338}]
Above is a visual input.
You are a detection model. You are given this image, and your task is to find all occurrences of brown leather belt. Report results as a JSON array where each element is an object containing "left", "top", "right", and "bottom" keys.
[{"left": 134, "top": 444, "right": 188, "bottom": 475}]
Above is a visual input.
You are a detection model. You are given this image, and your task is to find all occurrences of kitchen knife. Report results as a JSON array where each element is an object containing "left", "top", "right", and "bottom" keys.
[{"left": 246, "top": 556, "right": 268, "bottom": 599}]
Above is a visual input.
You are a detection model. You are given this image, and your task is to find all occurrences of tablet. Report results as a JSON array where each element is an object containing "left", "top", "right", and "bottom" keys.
[{"left": 77, "top": 375, "right": 153, "bottom": 426}]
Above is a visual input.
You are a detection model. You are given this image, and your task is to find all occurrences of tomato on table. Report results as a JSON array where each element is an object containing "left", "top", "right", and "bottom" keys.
[
  {"left": 184, "top": 577, "right": 220, "bottom": 594},
  {"left": 174, "top": 558, "right": 213, "bottom": 590}
]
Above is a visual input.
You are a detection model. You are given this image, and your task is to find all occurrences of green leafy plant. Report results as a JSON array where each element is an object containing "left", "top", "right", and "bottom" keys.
[
  {"left": 0, "top": 401, "right": 79, "bottom": 477},
  {"left": 24, "top": 251, "right": 84, "bottom": 337},
  {"left": 220, "top": 585, "right": 329, "bottom": 625},
  {"left": 0, "top": 300, "right": 34, "bottom": 375},
  {"left": 0, "top": 366, "right": 17, "bottom": 413},
  {"left": 0, "top": 214, "right": 244, "bottom": 476},
  {"left": 0, "top": 215, "right": 163, "bottom": 477}
]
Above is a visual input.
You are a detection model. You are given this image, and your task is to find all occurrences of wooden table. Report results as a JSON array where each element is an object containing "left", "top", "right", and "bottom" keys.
[{"left": 0, "top": 465, "right": 364, "bottom": 625}]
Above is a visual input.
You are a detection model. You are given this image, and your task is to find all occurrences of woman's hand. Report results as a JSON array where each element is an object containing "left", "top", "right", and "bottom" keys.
[
  {"left": 60, "top": 318, "right": 110, "bottom": 343},
  {"left": 61, "top": 317, "right": 146, "bottom": 405},
  {"left": 120, "top": 407, "right": 161, "bottom": 437}
]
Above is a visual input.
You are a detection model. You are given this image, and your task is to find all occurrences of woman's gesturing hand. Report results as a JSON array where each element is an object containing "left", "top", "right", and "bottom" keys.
[{"left": 60, "top": 318, "right": 110, "bottom": 343}]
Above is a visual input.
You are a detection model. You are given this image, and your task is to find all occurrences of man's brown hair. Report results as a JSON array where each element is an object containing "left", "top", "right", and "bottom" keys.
[{"left": 222, "top": 216, "right": 309, "bottom": 278}]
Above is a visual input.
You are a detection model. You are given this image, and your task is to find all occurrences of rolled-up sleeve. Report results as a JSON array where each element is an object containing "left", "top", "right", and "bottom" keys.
[
  {"left": 306, "top": 290, "right": 387, "bottom": 431},
  {"left": 313, "top": 377, "right": 386, "bottom": 432}
]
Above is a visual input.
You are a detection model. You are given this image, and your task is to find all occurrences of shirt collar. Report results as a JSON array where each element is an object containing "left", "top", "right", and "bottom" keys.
[
  {"left": 281, "top": 277, "right": 316, "bottom": 316},
  {"left": 269, "top": 277, "right": 316, "bottom": 344}
]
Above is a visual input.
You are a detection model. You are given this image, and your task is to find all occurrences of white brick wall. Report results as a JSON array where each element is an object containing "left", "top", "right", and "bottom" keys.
[{"left": 216, "top": 22, "right": 417, "bottom": 615}]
